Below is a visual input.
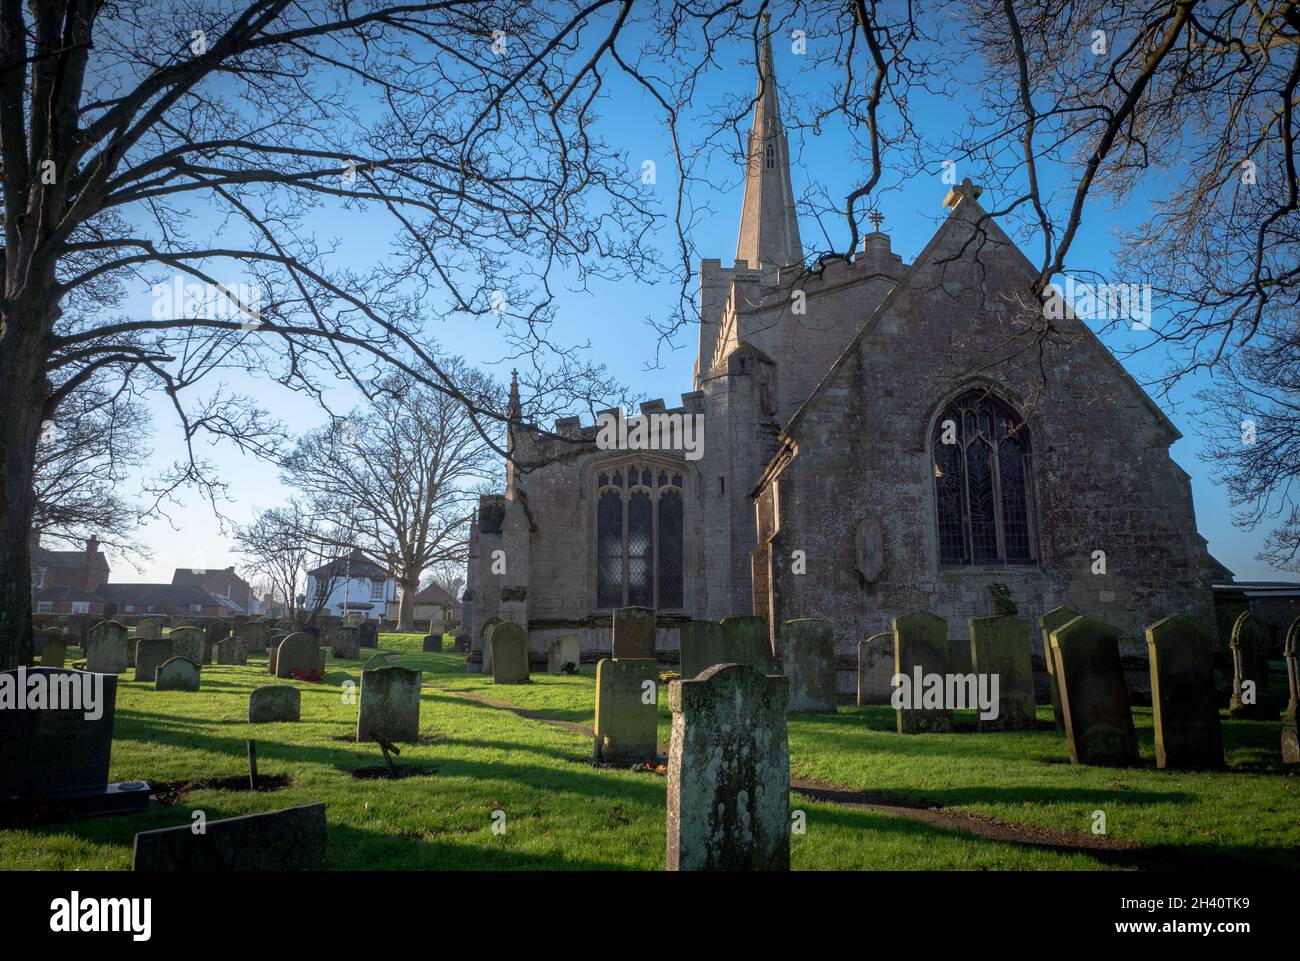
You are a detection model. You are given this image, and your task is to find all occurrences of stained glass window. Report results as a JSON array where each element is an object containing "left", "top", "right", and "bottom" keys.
[
  {"left": 932, "top": 390, "right": 1036, "bottom": 566},
  {"left": 594, "top": 464, "right": 685, "bottom": 609}
]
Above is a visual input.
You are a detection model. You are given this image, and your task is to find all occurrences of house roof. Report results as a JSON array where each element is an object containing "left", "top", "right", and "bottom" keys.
[
  {"left": 307, "top": 549, "right": 388, "bottom": 581},
  {"left": 34, "top": 586, "right": 102, "bottom": 603},
  {"left": 32, "top": 546, "right": 109, "bottom": 570},
  {"left": 171, "top": 567, "right": 247, "bottom": 587},
  {"left": 415, "top": 582, "right": 462, "bottom": 608},
  {"left": 95, "top": 583, "right": 222, "bottom": 607}
]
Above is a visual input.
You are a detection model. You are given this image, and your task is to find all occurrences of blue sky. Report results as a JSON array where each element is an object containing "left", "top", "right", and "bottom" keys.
[{"left": 108, "top": 14, "right": 1278, "bottom": 585}]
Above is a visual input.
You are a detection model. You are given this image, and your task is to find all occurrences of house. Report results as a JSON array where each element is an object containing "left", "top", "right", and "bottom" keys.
[
  {"left": 94, "top": 583, "right": 228, "bottom": 619},
  {"left": 305, "top": 549, "right": 396, "bottom": 621},
  {"left": 171, "top": 566, "right": 259, "bottom": 614},
  {"left": 31, "top": 537, "right": 111, "bottom": 615},
  {"left": 401, "top": 581, "right": 463, "bottom": 634}
]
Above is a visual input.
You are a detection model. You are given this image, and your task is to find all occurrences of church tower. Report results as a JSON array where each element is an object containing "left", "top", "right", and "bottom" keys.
[{"left": 734, "top": 14, "right": 802, "bottom": 269}]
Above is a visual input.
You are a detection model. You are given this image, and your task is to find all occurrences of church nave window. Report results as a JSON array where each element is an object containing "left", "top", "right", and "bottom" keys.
[
  {"left": 932, "top": 391, "right": 1036, "bottom": 566},
  {"left": 595, "top": 463, "right": 686, "bottom": 609}
]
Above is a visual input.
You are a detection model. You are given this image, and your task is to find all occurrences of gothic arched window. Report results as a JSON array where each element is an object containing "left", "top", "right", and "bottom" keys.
[
  {"left": 932, "top": 391, "right": 1036, "bottom": 565},
  {"left": 595, "top": 464, "right": 685, "bottom": 609}
]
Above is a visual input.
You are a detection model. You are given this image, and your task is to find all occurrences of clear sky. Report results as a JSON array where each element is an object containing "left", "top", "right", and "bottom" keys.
[{"left": 104, "top": 14, "right": 1282, "bottom": 586}]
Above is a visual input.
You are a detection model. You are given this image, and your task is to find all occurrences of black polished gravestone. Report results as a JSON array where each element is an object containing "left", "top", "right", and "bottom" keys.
[
  {"left": 133, "top": 803, "right": 326, "bottom": 870},
  {"left": 0, "top": 666, "right": 150, "bottom": 819}
]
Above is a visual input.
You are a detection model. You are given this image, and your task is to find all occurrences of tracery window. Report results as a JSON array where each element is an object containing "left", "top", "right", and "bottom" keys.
[
  {"left": 595, "top": 464, "right": 685, "bottom": 609},
  {"left": 932, "top": 391, "right": 1035, "bottom": 565}
]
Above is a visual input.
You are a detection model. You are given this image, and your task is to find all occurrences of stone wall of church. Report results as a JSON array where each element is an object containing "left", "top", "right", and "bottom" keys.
[{"left": 759, "top": 203, "right": 1215, "bottom": 698}]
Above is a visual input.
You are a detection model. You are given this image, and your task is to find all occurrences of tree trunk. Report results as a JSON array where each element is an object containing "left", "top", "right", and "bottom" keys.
[
  {"left": 0, "top": 307, "right": 50, "bottom": 669},
  {"left": 397, "top": 574, "right": 420, "bottom": 632}
]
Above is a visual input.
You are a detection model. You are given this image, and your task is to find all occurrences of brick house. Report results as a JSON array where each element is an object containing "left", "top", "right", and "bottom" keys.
[
  {"left": 31, "top": 537, "right": 111, "bottom": 615},
  {"left": 171, "top": 566, "right": 259, "bottom": 614},
  {"left": 94, "top": 583, "right": 228, "bottom": 619}
]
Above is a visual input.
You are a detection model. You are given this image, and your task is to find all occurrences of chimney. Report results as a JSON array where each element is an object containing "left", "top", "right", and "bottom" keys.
[{"left": 86, "top": 536, "right": 99, "bottom": 557}]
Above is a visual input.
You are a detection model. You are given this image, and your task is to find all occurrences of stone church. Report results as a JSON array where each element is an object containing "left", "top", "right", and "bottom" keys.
[{"left": 462, "top": 28, "right": 1214, "bottom": 693}]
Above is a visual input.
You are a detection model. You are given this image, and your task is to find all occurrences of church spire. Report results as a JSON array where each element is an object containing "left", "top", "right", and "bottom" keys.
[{"left": 734, "top": 14, "right": 802, "bottom": 269}]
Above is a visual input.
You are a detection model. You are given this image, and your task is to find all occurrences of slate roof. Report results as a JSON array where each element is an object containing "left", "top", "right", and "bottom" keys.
[
  {"left": 414, "top": 582, "right": 462, "bottom": 608},
  {"left": 94, "top": 583, "right": 222, "bottom": 607}
]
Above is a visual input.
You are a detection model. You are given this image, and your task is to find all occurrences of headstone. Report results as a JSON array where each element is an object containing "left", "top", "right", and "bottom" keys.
[
  {"left": 1145, "top": 615, "right": 1224, "bottom": 769},
  {"left": 680, "top": 618, "right": 773, "bottom": 679},
  {"left": 41, "top": 635, "right": 68, "bottom": 669},
  {"left": 1051, "top": 615, "right": 1139, "bottom": 766},
  {"left": 594, "top": 658, "right": 659, "bottom": 762},
  {"left": 359, "top": 621, "right": 378, "bottom": 648},
  {"left": 1281, "top": 616, "right": 1298, "bottom": 765},
  {"left": 135, "top": 618, "right": 162, "bottom": 640},
  {"left": 422, "top": 633, "right": 442, "bottom": 653},
  {"left": 548, "top": 633, "right": 581, "bottom": 673},
  {"left": 248, "top": 686, "right": 301, "bottom": 723},
  {"left": 490, "top": 622, "right": 530, "bottom": 684},
  {"left": 205, "top": 619, "right": 231, "bottom": 661},
  {"left": 1039, "top": 606, "right": 1079, "bottom": 731},
  {"left": 357, "top": 666, "right": 422, "bottom": 742},
  {"left": 1229, "top": 612, "right": 1275, "bottom": 719},
  {"left": 323, "top": 624, "right": 361, "bottom": 659},
  {"left": 275, "top": 633, "right": 320, "bottom": 679},
  {"left": 780, "top": 618, "right": 837, "bottom": 713},
  {"left": 85, "top": 621, "right": 130, "bottom": 674},
  {"left": 969, "top": 615, "right": 1036, "bottom": 731},
  {"left": 241, "top": 621, "right": 270, "bottom": 651},
  {"left": 363, "top": 652, "right": 400, "bottom": 671},
  {"left": 481, "top": 617, "right": 502, "bottom": 674},
  {"left": 666, "top": 663, "right": 790, "bottom": 871},
  {"left": 132, "top": 804, "right": 326, "bottom": 870},
  {"left": 216, "top": 637, "right": 247, "bottom": 665},
  {"left": 612, "top": 606, "right": 656, "bottom": 659},
  {"left": 0, "top": 667, "right": 148, "bottom": 815},
  {"left": 134, "top": 638, "right": 173, "bottom": 682},
  {"left": 891, "top": 609, "right": 952, "bottom": 734},
  {"left": 316, "top": 646, "right": 327, "bottom": 675},
  {"left": 267, "top": 644, "right": 279, "bottom": 675},
  {"left": 169, "top": 627, "right": 206, "bottom": 665},
  {"left": 856, "top": 632, "right": 893, "bottom": 705},
  {"left": 155, "top": 656, "right": 200, "bottom": 692}
]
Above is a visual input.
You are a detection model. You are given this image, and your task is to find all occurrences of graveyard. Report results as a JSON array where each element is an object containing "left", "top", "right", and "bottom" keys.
[{"left": 2, "top": 628, "right": 1295, "bottom": 872}]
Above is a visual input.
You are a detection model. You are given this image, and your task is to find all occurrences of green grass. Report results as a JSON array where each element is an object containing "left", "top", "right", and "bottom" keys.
[{"left": 4, "top": 636, "right": 1296, "bottom": 871}]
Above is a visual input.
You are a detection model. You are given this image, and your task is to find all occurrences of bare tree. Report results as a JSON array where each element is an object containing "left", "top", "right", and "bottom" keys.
[
  {"left": 281, "top": 363, "right": 498, "bottom": 631},
  {"left": 32, "top": 366, "right": 151, "bottom": 560},
  {"left": 234, "top": 499, "right": 352, "bottom": 627}
]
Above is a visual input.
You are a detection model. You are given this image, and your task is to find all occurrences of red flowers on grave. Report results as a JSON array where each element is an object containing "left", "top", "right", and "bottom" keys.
[{"left": 290, "top": 668, "right": 322, "bottom": 683}]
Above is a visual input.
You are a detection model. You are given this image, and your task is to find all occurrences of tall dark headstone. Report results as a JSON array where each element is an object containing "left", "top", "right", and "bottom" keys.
[
  {"left": 892, "top": 609, "right": 952, "bottom": 734},
  {"left": 1052, "top": 616, "right": 1139, "bottom": 766},
  {"left": 1145, "top": 614, "right": 1224, "bottom": 769}
]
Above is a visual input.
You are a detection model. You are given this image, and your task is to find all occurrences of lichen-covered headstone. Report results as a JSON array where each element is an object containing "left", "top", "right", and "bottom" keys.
[
  {"left": 781, "top": 618, "right": 837, "bottom": 713},
  {"left": 422, "top": 633, "right": 442, "bottom": 653},
  {"left": 135, "top": 638, "right": 173, "bottom": 682},
  {"left": 594, "top": 658, "right": 659, "bottom": 762},
  {"left": 1051, "top": 616, "right": 1139, "bottom": 766},
  {"left": 1229, "top": 612, "right": 1275, "bottom": 719},
  {"left": 891, "top": 609, "right": 952, "bottom": 734},
  {"left": 612, "top": 606, "right": 656, "bottom": 659},
  {"left": 548, "top": 633, "right": 581, "bottom": 673},
  {"left": 1145, "top": 615, "right": 1224, "bottom": 769},
  {"left": 489, "top": 622, "right": 530, "bottom": 684},
  {"left": 216, "top": 637, "right": 247, "bottom": 666},
  {"left": 856, "top": 632, "right": 893, "bottom": 705},
  {"left": 85, "top": 621, "right": 130, "bottom": 674},
  {"left": 666, "top": 664, "right": 790, "bottom": 871},
  {"left": 248, "top": 685, "right": 301, "bottom": 723},
  {"left": 156, "top": 656, "right": 201, "bottom": 692},
  {"left": 132, "top": 803, "right": 325, "bottom": 870},
  {"left": 1282, "top": 617, "right": 1298, "bottom": 765},
  {"left": 135, "top": 618, "right": 162, "bottom": 640},
  {"left": 969, "top": 615, "right": 1036, "bottom": 731},
  {"left": 275, "top": 633, "right": 319, "bottom": 679},
  {"left": 41, "top": 635, "right": 68, "bottom": 669},
  {"left": 325, "top": 624, "right": 361, "bottom": 659},
  {"left": 170, "top": 627, "right": 206, "bottom": 666},
  {"left": 1039, "top": 606, "right": 1079, "bottom": 731},
  {"left": 356, "top": 666, "right": 422, "bottom": 742}
]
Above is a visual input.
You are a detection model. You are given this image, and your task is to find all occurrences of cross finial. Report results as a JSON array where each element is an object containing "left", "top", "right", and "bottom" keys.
[{"left": 868, "top": 210, "right": 884, "bottom": 231}]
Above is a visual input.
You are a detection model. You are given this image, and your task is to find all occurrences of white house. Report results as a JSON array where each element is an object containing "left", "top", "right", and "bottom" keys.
[{"left": 304, "top": 549, "right": 397, "bottom": 621}]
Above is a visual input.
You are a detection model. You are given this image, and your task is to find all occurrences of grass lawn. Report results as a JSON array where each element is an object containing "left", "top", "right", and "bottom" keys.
[{"left": 3, "top": 632, "right": 1296, "bottom": 871}]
